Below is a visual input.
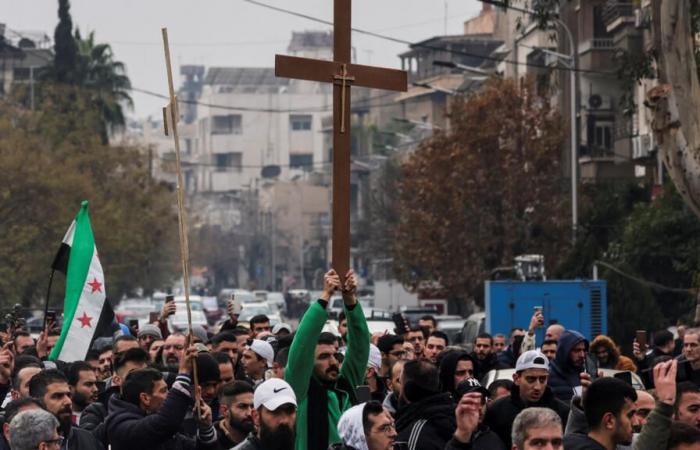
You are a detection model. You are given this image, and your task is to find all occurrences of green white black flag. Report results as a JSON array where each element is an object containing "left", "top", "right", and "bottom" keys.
[{"left": 50, "top": 201, "right": 114, "bottom": 362}]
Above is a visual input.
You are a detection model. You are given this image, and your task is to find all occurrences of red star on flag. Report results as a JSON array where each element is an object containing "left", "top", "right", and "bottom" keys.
[
  {"left": 77, "top": 312, "right": 93, "bottom": 328},
  {"left": 88, "top": 278, "right": 102, "bottom": 293}
]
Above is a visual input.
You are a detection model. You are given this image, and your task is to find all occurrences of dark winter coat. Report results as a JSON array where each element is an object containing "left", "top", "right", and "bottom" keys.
[
  {"left": 79, "top": 401, "right": 109, "bottom": 445},
  {"left": 562, "top": 434, "right": 607, "bottom": 450},
  {"left": 484, "top": 384, "right": 569, "bottom": 448},
  {"left": 470, "top": 352, "right": 505, "bottom": 382},
  {"left": 439, "top": 352, "right": 475, "bottom": 396},
  {"left": 548, "top": 330, "right": 588, "bottom": 403},
  {"left": 105, "top": 376, "right": 217, "bottom": 450},
  {"left": 395, "top": 392, "right": 456, "bottom": 450},
  {"left": 62, "top": 427, "right": 105, "bottom": 450}
]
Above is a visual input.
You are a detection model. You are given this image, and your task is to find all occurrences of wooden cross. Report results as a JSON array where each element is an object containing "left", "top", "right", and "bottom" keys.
[{"left": 275, "top": 0, "right": 407, "bottom": 278}]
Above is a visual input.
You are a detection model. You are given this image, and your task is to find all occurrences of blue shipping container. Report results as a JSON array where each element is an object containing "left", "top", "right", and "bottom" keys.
[{"left": 484, "top": 280, "right": 607, "bottom": 342}]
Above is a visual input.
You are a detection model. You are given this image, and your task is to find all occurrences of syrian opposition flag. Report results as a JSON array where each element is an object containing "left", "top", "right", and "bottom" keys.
[{"left": 49, "top": 201, "right": 116, "bottom": 362}]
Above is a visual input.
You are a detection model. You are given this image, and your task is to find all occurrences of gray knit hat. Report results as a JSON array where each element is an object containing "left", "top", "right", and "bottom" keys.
[{"left": 137, "top": 323, "right": 163, "bottom": 340}]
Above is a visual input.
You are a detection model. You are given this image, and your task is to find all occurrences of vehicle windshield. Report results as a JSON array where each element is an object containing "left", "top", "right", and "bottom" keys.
[
  {"left": 239, "top": 305, "right": 271, "bottom": 321},
  {"left": 175, "top": 301, "right": 203, "bottom": 312}
]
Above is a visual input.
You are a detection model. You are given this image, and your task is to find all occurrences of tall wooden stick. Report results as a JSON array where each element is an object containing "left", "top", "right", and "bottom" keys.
[{"left": 161, "top": 27, "right": 200, "bottom": 416}]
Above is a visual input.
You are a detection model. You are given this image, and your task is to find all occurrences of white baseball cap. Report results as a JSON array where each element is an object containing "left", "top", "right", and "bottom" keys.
[
  {"left": 515, "top": 350, "right": 550, "bottom": 372},
  {"left": 254, "top": 378, "right": 297, "bottom": 411},
  {"left": 248, "top": 339, "right": 274, "bottom": 368},
  {"left": 367, "top": 344, "right": 382, "bottom": 371}
]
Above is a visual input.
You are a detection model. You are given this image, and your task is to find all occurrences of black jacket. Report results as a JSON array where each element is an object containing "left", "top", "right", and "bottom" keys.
[
  {"left": 484, "top": 385, "right": 569, "bottom": 448},
  {"left": 396, "top": 392, "right": 456, "bottom": 450},
  {"left": 105, "top": 376, "right": 217, "bottom": 450},
  {"left": 63, "top": 427, "right": 105, "bottom": 450},
  {"left": 232, "top": 434, "right": 262, "bottom": 450},
  {"left": 548, "top": 330, "right": 588, "bottom": 403},
  {"left": 470, "top": 353, "right": 505, "bottom": 382},
  {"left": 562, "top": 434, "right": 607, "bottom": 450},
  {"left": 79, "top": 401, "right": 109, "bottom": 445}
]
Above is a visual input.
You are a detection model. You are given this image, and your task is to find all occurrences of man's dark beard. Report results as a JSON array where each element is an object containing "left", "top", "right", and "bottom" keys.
[
  {"left": 72, "top": 391, "right": 90, "bottom": 410},
  {"left": 229, "top": 415, "right": 255, "bottom": 434},
  {"left": 56, "top": 407, "right": 73, "bottom": 436},
  {"left": 259, "top": 420, "right": 295, "bottom": 450}
]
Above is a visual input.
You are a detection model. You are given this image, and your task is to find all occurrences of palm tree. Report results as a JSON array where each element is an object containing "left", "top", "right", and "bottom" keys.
[{"left": 74, "top": 29, "right": 133, "bottom": 142}]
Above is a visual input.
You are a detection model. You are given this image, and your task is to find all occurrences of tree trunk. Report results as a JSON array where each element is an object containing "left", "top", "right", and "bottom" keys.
[{"left": 650, "top": 0, "right": 700, "bottom": 220}]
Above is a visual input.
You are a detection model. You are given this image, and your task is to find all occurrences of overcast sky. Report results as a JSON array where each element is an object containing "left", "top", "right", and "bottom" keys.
[{"left": 4, "top": 0, "right": 482, "bottom": 119}]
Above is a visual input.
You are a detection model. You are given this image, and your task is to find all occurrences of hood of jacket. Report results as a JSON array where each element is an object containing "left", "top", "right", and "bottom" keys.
[
  {"left": 590, "top": 335, "right": 620, "bottom": 363},
  {"left": 106, "top": 395, "right": 146, "bottom": 429},
  {"left": 438, "top": 351, "right": 473, "bottom": 396},
  {"left": 337, "top": 403, "right": 369, "bottom": 450},
  {"left": 395, "top": 392, "right": 456, "bottom": 434},
  {"left": 554, "top": 330, "right": 588, "bottom": 373}
]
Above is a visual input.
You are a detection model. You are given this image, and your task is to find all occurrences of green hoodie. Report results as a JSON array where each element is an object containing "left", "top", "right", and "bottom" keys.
[{"left": 285, "top": 300, "right": 370, "bottom": 450}]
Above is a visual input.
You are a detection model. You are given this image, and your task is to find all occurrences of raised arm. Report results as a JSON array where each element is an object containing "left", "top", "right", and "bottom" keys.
[
  {"left": 339, "top": 270, "right": 370, "bottom": 388},
  {"left": 285, "top": 270, "right": 339, "bottom": 402}
]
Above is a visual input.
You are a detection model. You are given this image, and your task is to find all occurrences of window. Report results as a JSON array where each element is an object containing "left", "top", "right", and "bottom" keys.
[
  {"left": 289, "top": 154, "right": 313, "bottom": 170},
  {"left": 290, "top": 115, "right": 312, "bottom": 131},
  {"left": 13, "top": 68, "right": 30, "bottom": 81},
  {"left": 587, "top": 116, "right": 614, "bottom": 155},
  {"left": 212, "top": 115, "right": 242, "bottom": 134},
  {"left": 215, "top": 152, "right": 242, "bottom": 171}
]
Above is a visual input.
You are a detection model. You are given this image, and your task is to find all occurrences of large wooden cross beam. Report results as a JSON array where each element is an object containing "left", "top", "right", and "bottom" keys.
[{"left": 275, "top": 0, "right": 407, "bottom": 279}]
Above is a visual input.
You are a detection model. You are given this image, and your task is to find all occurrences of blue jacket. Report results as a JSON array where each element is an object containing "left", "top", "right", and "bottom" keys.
[{"left": 548, "top": 330, "right": 588, "bottom": 403}]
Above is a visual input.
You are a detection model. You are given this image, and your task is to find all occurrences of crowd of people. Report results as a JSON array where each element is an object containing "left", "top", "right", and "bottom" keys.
[{"left": 0, "top": 269, "right": 699, "bottom": 450}]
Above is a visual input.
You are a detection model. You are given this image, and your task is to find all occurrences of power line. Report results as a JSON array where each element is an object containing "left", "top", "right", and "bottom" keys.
[
  {"left": 240, "top": 0, "right": 617, "bottom": 77},
  {"left": 131, "top": 87, "right": 399, "bottom": 114},
  {"left": 595, "top": 260, "right": 696, "bottom": 295}
]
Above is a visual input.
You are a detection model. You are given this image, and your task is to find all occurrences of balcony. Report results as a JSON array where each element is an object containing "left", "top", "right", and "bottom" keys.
[{"left": 602, "top": 1, "right": 636, "bottom": 33}]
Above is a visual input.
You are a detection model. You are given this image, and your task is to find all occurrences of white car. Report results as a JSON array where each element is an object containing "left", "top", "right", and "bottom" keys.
[
  {"left": 168, "top": 296, "right": 208, "bottom": 332},
  {"left": 266, "top": 292, "right": 287, "bottom": 314},
  {"left": 238, "top": 302, "right": 281, "bottom": 325}
]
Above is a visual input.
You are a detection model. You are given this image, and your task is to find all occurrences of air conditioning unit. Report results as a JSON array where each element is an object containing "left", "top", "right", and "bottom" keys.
[
  {"left": 588, "top": 94, "right": 613, "bottom": 110},
  {"left": 632, "top": 134, "right": 654, "bottom": 159}
]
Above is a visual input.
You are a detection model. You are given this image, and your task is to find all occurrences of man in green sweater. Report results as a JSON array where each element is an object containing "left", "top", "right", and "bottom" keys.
[{"left": 285, "top": 269, "right": 370, "bottom": 450}]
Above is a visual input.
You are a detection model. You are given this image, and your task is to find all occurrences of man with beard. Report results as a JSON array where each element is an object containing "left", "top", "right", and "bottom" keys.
[
  {"left": 161, "top": 333, "right": 186, "bottom": 372},
  {"left": 212, "top": 352, "right": 235, "bottom": 384},
  {"left": 28, "top": 369, "right": 104, "bottom": 450},
  {"left": 105, "top": 347, "right": 218, "bottom": 450},
  {"left": 66, "top": 361, "right": 98, "bottom": 426},
  {"left": 97, "top": 346, "right": 113, "bottom": 381},
  {"left": 471, "top": 333, "right": 506, "bottom": 380},
  {"left": 548, "top": 329, "right": 588, "bottom": 403},
  {"left": 233, "top": 378, "right": 297, "bottom": 450},
  {"left": 285, "top": 269, "right": 369, "bottom": 450},
  {"left": 216, "top": 381, "right": 255, "bottom": 448}
]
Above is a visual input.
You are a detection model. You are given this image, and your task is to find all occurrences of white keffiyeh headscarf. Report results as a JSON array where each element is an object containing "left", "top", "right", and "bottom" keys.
[{"left": 337, "top": 402, "right": 369, "bottom": 450}]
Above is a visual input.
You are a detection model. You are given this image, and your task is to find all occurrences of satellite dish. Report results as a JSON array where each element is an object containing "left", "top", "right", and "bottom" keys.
[{"left": 261, "top": 165, "right": 281, "bottom": 178}]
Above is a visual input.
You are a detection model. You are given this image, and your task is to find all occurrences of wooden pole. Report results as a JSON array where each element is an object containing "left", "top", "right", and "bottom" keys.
[{"left": 161, "top": 27, "right": 200, "bottom": 417}]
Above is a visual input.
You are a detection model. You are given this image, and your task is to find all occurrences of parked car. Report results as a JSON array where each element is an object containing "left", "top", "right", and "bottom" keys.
[
  {"left": 253, "top": 290, "right": 268, "bottom": 301},
  {"left": 168, "top": 296, "right": 208, "bottom": 332},
  {"left": 436, "top": 316, "right": 466, "bottom": 344},
  {"left": 266, "top": 292, "right": 287, "bottom": 315},
  {"left": 458, "top": 312, "right": 486, "bottom": 353},
  {"left": 399, "top": 307, "right": 439, "bottom": 327},
  {"left": 237, "top": 302, "right": 281, "bottom": 326},
  {"left": 202, "top": 296, "right": 222, "bottom": 325}
]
